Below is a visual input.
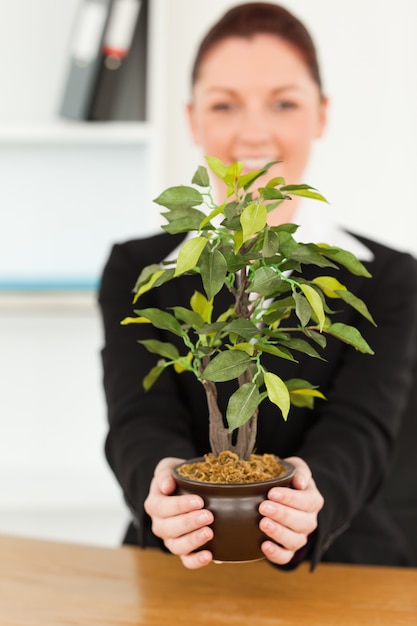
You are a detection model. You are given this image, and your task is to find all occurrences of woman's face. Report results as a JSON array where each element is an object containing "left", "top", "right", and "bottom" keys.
[{"left": 187, "top": 34, "right": 328, "bottom": 222}]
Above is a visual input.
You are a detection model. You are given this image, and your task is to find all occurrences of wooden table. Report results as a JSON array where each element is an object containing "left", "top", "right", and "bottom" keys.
[{"left": 1, "top": 534, "right": 416, "bottom": 625}]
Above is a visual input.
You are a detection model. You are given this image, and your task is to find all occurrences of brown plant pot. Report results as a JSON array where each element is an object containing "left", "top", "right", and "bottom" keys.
[{"left": 173, "top": 457, "right": 296, "bottom": 563}]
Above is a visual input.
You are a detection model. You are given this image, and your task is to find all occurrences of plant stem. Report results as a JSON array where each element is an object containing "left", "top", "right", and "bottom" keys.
[
  {"left": 234, "top": 368, "right": 258, "bottom": 460},
  {"left": 202, "top": 378, "right": 232, "bottom": 454}
]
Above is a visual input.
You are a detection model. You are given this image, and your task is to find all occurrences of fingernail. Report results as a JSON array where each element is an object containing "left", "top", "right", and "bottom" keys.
[
  {"left": 198, "top": 551, "right": 211, "bottom": 565},
  {"left": 197, "top": 510, "right": 211, "bottom": 524},
  {"left": 262, "top": 502, "right": 276, "bottom": 515},
  {"left": 263, "top": 541, "right": 275, "bottom": 555},
  {"left": 189, "top": 496, "right": 202, "bottom": 509},
  {"left": 198, "top": 527, "right": 212, "bottom": 541},
  {"left": 161, "top": 478, "right": 172, "bottom": 493},
  {"left": 297, "top": 475, "right": 307, "bottom": 489}
]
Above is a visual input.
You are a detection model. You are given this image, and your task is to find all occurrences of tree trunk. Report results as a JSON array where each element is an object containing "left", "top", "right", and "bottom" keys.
[{"left": 201, "top": 268, "right": 260, "bottom": 460}]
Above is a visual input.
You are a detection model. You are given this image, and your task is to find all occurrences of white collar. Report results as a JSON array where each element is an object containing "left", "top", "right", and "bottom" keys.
[{"left": 292, "top": 200, "right": 374, "bottom": 261}]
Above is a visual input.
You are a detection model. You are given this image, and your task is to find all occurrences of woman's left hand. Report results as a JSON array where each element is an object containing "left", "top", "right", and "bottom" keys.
[{"left": 258, "top": 456, "right": 324, "bottom": 565}]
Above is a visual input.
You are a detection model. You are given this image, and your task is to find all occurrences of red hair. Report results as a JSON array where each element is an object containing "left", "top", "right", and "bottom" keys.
[{"left": 191, "top": 2, "right": 323, "bottom": 94}]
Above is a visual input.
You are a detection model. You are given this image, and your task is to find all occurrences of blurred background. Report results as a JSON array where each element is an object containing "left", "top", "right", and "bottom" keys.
[{"left": 0, "top": 0, "right": 416, "bottom": 547}]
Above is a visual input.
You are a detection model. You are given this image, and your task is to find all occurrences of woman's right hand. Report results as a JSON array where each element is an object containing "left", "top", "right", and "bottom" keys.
[{"left": 144, "top": 457, "right": 214, "bottom": 569}]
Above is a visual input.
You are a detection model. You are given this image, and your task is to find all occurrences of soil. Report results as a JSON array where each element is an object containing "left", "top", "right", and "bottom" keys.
[{"left": 176, "top": 450, "right": 287, "bottom": 484}]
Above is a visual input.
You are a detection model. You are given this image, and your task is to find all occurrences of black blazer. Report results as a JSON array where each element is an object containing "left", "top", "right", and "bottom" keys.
[{"left": 98, "top": 231, "right": 417, "bottom": 567}]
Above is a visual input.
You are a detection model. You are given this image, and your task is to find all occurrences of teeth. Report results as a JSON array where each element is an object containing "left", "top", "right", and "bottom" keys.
[{"left": 238, "top": 157, "right": 277, "bottom": 170}]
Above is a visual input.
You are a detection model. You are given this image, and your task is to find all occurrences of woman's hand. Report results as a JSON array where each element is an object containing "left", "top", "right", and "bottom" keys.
[
  {"left": 144, "top": 457, "right": 214, "bottom": 569},
  {"left": 258, "top": 456, "right": 324, "bottom": 565}
]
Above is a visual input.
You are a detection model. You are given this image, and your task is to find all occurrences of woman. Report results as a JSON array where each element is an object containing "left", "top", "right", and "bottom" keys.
[{"left": 99, "top": 3, "right": 417, "bottom": 570}]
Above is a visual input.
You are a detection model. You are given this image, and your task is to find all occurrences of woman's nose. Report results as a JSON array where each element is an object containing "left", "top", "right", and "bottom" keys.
[{"left": 238, "top": 107, "right": 271, "bottom": 144}]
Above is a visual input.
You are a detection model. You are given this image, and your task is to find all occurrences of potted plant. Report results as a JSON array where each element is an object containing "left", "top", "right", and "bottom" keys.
[{"left": 122, "top": 157, "right": 374, "bottom": 562}]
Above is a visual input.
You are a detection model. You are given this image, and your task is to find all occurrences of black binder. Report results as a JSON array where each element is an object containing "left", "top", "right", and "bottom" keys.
[
  {"left": 59, "top": 0, "right": 114, "bottom": 120},
  {"left": 88, "top": 0, "right": 148, "bottom": 121}
]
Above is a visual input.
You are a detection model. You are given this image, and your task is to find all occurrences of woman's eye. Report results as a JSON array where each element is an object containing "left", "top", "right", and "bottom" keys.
[
  {"left": 211, "top": 102, "right": 236, "bottom": 112},
  {"left": 272, "top": 100, "right": 296, "bottom": 111}
]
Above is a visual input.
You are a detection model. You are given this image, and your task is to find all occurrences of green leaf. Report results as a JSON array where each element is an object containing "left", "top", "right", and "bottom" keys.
[
  {"left": 240, "top": 202, "right": 267, "bottom": 243},
  {"left": 190, "top": 290, "right": 213, "bottom": 323},
  {"left": 143, "top": 362, "right": 166, "bottom": 391},
  {"left": 300, "top": 284, "right": 325, "bottom": 330},
  {"left": 289, "top": 242, "right": 338, "bottom": 268},
  {"left": 277, "top": 231, "right": 299, "bottom": 257},
  {"left": 205, "top": 155, "right": 228, "bottom": 179},
  {"left": 200, "top": 248, "right": 228, "bottom": 300},
  {"left": 133, "top": 269, "right": 165, "bottom": 301},
  {"left": 312, "top": 276, "right": 347, "bottom": 298},
  {"left": 201, "top": 351, "right": 251, "bottom": 382},
  {"left": 335, "top": 290, "right": 376, "bottom": 326},
  {"left": 227, "top": 341, "right": 255, "bottom": 356},
  {"left": 224, "top": 161, "right": 243, "bottom": 191},
  {"left": 289, "top": 388, "right": 326, "bottom": 409},
  {"left": 261, "top": 296, "right": 295, "bottom": 322},
  {"left": 285, "top": 378, "right": 319, "bottom": 391},
  {"left": 120, "top": 316, "right": 151, "bottom": 325},
  {"left": 226, "top": 383, "right": 260, "bottom": 431},
  {"left": 326, "top": 322, "right": 374, "bottom": 354},
  {"left": 264, "top": 372, "right": 290, "bottom": 420},
  {"left": 233, "top": 229, "right": 244, "bottom": 253},
  {"left": 262, "top": 230, "right": 279, "bottom": 257},
  {"left": 197, "top": 321, "right": 228, "bottom": 335},
  {"left": 192, "top": 165, "right": 210, "bottom": 187},
  {"left": 154, "top": 186, "right": 204, "bottom": 210},
  {"left": 253, "top": 342, "right": 297, "bottom": 362},
  {"left": 138, "top": 339, "right": 179, "bottom": 360},
  {"left": 174, "top": 237, "right": 208, "bottom": 276},
  {"left": 224, "top": 318, "right": 259, "bottom": 340},
  {"left": 260, "top": 187, "right": 286, "bottom": 200},
  {"left": 170, "top": 306, "right": 205, "bottom": 330},
  {"left": 293, "top": 290, "right": 312, "bottom": 327},
  {"left": 250, "top": 267, "right": 283, "bottom": 297},
  {"left": 132, "top": 265, "right": 176, "bottom": 301},
  {"left": 265, "top": 176, "right": 286, "bottom": 187},
  {"left": 278, "top": 337, "right": 324, "bottom": 360},
  {"left": 285, "top": 378, "right": 325, "bottom": 408},
  {"left": 281, "top": 184, "right": 328, "bottom": 203},
  {"left": 199, "top": 202, "right": 226, "bottom": 230},
  {"left": 303, "top": 328, "right": 327, "bottom": 349},
  {"left": 318, "top": 245, "right": 372, "bottom": 278},
  {"left": 133, "top": 264, "right": 160, "bottom": 292},
  {"left": 134, "top": 308, "right": 185, "bottom": 337},
  {"left": 239, "top": 169, "right": 265, "bottom": 190},
  {"left": 162, "top": 208, "right": 209, "bottom": 234}
]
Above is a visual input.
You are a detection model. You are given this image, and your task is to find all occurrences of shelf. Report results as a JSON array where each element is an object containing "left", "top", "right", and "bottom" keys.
[
  {"left": 0, "top": 290, "right": 97, "bottom": 313},
  {"left": 0, "top": 121, "right": 152, "bottom": 145}
]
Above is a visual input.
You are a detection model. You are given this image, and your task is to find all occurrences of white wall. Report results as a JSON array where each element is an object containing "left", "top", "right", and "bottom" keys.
[
  {"left": 0, "top": 0, "right": 416, "bottom": 546},
  {"left": 0, "top": 0, "right": 143, "bottom": 545}
]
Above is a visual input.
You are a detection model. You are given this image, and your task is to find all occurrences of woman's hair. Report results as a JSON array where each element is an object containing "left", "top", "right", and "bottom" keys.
[{"left": 191, "top": 2, "right": 323, "bottom": 94}]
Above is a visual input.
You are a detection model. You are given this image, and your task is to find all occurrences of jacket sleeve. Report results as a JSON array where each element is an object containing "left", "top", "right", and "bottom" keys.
[
  {"left": 299, "top": 249, "right": 417, "bottom": 567},
  {"left": 98, "top": 240, "right": 197, "bottom": 547}
]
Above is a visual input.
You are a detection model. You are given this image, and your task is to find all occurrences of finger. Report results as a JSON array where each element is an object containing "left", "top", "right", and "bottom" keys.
[
  {"left": 259, "top": 499, "right": 314, "bottom": 534},
  {"left": 261, "top": 540, "right": 296, "bottom": 565},
  {"left": 159, "top": 473, "right": 177, "bottom": 495},
  {"left": 152, "top": 507, "right": 213, "bottom": 541},
  {"left": 260, "top": 515, "right": 308, "bottom": 553},
  {"left": 145, "top": 492, "right": 205, "bottom": 519},
  {"left": 153, "top": 457, "right": 186, "bottom": 495},
  {"left": 260, "top": 495, "right": 311, "bottom": 536},
  {"left": 265, "top": 482, "right": 323, "bottom": 513},
  {"left": 285, "top": 456, "right": 312, "bottom": 490},
  {"left": 165, "top": 523, "right": 214, "bottom": 556},
  {"left": 180, "top": 550, "right": 213, "bottom": 570}
]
